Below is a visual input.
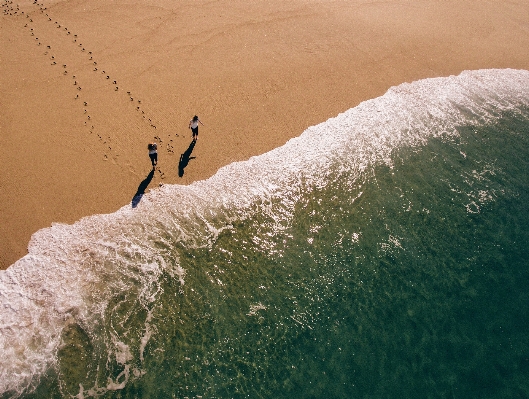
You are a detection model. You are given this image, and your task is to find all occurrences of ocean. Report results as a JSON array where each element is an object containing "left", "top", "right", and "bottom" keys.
[{"left": 1, "top": 69, "right": 528, "bottom": 399}]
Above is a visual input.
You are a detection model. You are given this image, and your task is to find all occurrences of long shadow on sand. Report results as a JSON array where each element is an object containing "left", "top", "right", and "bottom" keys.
[
  {"left": 178, "top": 140, "right": 196, "bottom": 177},
  {"left": 131, "top": 169, "right": 155, "bottom": 208}
]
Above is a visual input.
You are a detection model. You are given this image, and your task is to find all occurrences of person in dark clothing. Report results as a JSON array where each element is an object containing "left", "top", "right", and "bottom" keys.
[{"left": 148, "top": 142, "right": 158, "bottom": 168}]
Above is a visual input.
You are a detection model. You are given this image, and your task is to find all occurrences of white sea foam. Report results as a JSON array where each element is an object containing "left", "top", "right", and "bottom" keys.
[{"left": 1, "top": 69, "right": 528, "bottom": 397}]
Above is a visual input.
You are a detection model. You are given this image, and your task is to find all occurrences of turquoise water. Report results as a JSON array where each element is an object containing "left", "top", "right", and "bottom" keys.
[{"left": 1, "top": 70, "right": 529, "bottom": 398}]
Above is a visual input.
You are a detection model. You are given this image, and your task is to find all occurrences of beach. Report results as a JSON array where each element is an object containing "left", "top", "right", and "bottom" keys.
[
  {"left": 1, "top": 0, "right": 529, "bottom": 269},
  {"left": 2, "top": 1, "right": 529, "bottom": 396}
]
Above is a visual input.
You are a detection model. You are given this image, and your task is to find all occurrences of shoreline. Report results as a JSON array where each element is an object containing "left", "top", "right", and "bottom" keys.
[{"left": 2, "top": 0, "right": 529, "bottom": 269}]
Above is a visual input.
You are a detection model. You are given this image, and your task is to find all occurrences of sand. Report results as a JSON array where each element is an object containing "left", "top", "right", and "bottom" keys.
[{"left": 1, "top": 0, "right": 529, "bottom": 269}]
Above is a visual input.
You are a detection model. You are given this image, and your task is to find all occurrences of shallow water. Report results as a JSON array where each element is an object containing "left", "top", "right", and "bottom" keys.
[{"left": 1, "top": 69, "right": 529, "bottom": 399}]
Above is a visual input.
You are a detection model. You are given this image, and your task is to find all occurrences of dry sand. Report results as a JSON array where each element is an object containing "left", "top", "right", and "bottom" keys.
[{"left": 1, "top": 0, "right": 529, "bottom": 269}]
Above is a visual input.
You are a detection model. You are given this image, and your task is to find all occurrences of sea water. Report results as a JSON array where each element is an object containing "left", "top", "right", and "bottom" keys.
[{"left": 1, "top": 69, "right": 529, "bottom": 399}]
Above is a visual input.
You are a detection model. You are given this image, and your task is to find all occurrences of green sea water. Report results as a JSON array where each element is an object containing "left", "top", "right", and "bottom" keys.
[
  {"left": 2, "top": 70, "right": 529, "bottom": 399},
  {"left": 22, "top": 109, "right": 529, "bottom": 399}
]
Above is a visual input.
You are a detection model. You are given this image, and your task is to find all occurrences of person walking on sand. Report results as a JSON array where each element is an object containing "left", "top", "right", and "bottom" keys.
[
  {"left": 188, "top": 115, "right": 204, "bottom": 141},
  {"left": 148, "top": 142, "right": 158, "bottom": 169}
]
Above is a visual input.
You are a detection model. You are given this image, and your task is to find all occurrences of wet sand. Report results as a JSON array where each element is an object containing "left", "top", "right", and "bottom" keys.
[{"left": 1, "top": 0, "right": 529, "bottom": 269}]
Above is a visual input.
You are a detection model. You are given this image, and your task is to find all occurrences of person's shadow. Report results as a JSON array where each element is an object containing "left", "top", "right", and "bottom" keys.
[
  {"left": 131, "top": 169, "right": 155, "bottom": 208},
  {"left": 178, "top": 140, "right": 196, "bottom": 177}
]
